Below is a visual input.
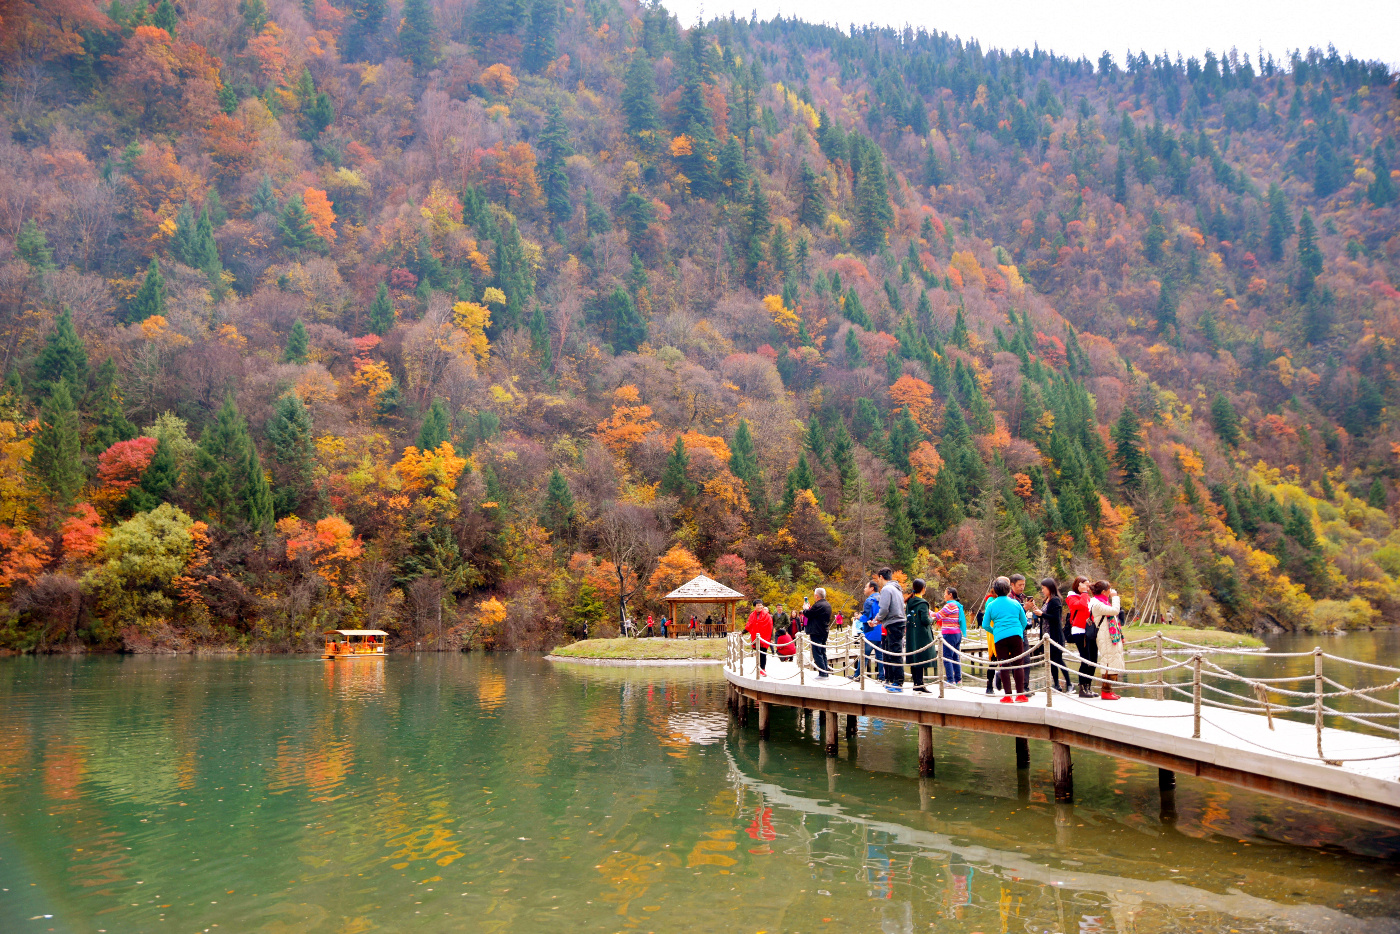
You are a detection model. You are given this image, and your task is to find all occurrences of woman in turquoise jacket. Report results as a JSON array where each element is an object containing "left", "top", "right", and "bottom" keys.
[{"left": 982, "top": 577, "right": 1030, "bottom": 702}]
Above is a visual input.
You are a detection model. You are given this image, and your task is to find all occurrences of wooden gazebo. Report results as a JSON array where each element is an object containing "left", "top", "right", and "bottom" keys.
[{"left": 663, "top": 575, "right": 746, "bottom": 637}]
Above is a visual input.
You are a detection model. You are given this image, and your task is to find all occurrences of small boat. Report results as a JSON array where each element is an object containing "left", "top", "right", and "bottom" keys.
[{"left": 322, "top": 629, "right": 388, "bottom": 659}]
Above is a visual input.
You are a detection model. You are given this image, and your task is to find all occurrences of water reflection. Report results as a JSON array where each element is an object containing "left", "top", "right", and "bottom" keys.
[
  {"left": 726, "top": 740, "right": 1400, "bottom": 933},
  {"left": 322, "top": 657, "right": 385, "bottom": 698},
  {"left": 0, "top": 651, "right": 1396, "bottom": 934}
]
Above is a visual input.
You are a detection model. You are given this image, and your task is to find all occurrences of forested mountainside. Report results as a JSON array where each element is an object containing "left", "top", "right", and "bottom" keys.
[{"left": 0, "top": 0, "right": 1397, "bottom": 652}]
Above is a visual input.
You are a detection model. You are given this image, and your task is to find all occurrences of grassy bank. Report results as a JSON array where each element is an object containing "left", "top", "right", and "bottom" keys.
[
  {"left": 1124, "top": 624, "right": 1265, "bottom": 649},
  {"left": 549, "top": 638, "right": 728, "bottom": 660}
]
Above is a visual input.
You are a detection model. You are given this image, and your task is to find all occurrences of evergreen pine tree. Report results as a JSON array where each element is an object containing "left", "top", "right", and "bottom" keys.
[
  {"left": 887, "top": 407, "right": 921, "bottom": 473},
  {"left": 730, "top": 419, "right": 768, "bottom": 521},
  {"left": 152, "top": 0, "right": 177, "bottom": 33},
  {"left": 1112, "top": 406, "right": 1147, "bottom": 492},
  {"left": 542, "top": 468, "right": 576, "bottom": 539},
  {"left": 842, "top": 288, "right": 872, "bottom": 329},
  {"left": 33, "top": 307, "right": 89, "bottom": 397},
  {"left": 306, "top": 91, "right": 335, "bottom": 137},
  {"left": 127, "top": 258, "right": 167, "bottom": 324},
  {"left": 251, "top": 175, "right": 279, "bottom": 215},
  {"left": 1368, "top": 477, "right": 1388, "bottom": 511},
  {"left": 1369, "top": 151, "right": 1397, "bottom": 207},
  {"left": 923, "top": 146, "right": 946, "bottom": 187},
  {"left": 538, "top": 101, "right": 573, "bottom": 222},
  {"left": 278, "top": 194, "right": 319, "bottom": 253},
  {"left": 1113, "top": 152, "right": 1129, "bottom": 204},
  {"left": 828, "top": 419, "right": 856, "bottom": 490},
  {"left": 1211, "top": 392, "right": 1242, "bottom": 447},
  {"left": 29, "top": 381, "right": 84, "bottom": 510},
  {"left": 1266, "top": 182, "right": 1294, "bottom": 261},
  {"left": 522, "top": 0, "right": 559, "bottom": 73},
  {"left": 398, "top": 0, "right": 437, "bottom": 73},
  {"left": 529, "top": 304, "right": 551, "bottom": 367},
  {"left": 604, "top": 286, "right": 647, "bottom": 353},
  {"left": 853, "top": 155, "right": 893, "bottom": 253},
  {"left": 796, "top": 159, "right": 826, "bottom": 228},
  {"left": 494, "top": 222, "right": 534, "bottom": 332},
  {"left": 780, "top": 453, "right": 817, "bottom": 513},
  {"left": 851, "top": 397, "right": 884, "bottom": 442},
  {"left": 268, "top": 392, "right": 316, "bottom": 519},
  {"left": 621, "top": 53, "right": 660, "bottom": 142},
  {"left": 368, "top": 283, "right": 395, "bottom": 335},
  {"left": 192, "top": 395, "right": 273, "bottom": 529},
  {"left": 660, "top": 436, "right": 696, "bottom": 499},
  {"left": 16, "top": 219, "right": 53, "bottom": 272},
  {"left": 844, "top": 328, "right": 864, "bottom": 366},
  {"left": 87, "top": 358, "right": 136, "bottom": 454},
  {"left": 417, "top": 398, "right": 451, "bottom": 450},
  {"left": 126, "top": 436, "right": 177, "bottom": 514},
  {"left": 883, "top": 478, "right": 915, "bottom": 569},
  {"left": 1296, "top": 209, "right": 1323, "bottom": 297},
  {"left": 950, "top": 305, "right": 969, "bottom": 348},
  {"left": 1156, "top": 276, "right": 1178, "bottom": 334},
  {"left": 717, "top": 135, "right": 748, "bottom": 194},
  {"left": 803, "top": 415, "right": 827, "bottom": 466},
  {"left": 769, "top": 225, "right": 792, "bottom": 277},
  {"left": 1143, "top": 207, "right": 1167, "bottom": 262},
  {"left": 583, "top": 189, "right": 612, "bottom": 235},
  {"left": 284, "top": 319, "right": 309, "bottom": 364}
]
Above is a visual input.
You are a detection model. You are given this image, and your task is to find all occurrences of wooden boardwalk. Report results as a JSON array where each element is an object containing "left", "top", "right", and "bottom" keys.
[{"left": 724, "top": 650, "right": 1400, "bottom": 829}]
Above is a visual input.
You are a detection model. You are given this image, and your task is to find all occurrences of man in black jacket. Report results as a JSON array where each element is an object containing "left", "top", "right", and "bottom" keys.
[{"left": 806, "top": 588, "right": 834, "bottom": 678}]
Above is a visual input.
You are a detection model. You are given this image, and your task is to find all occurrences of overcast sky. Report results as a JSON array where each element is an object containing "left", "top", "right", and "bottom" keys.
[{"left": 663, "top": 0, "right": 1399, "bottom": 70}]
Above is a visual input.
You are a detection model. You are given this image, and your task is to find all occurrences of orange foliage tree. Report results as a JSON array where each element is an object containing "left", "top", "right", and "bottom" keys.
[
  {"left": 648, "top": 545, "right": 704, "bottom": 602},
  {"left": 303, "top": 188, "right": 337, "bottom": 243}
]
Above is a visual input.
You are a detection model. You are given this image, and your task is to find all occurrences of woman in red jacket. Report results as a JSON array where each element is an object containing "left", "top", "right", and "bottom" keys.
[
  {"left": 744, "top": 602, "right": 774, "bottom": 675},
  {"left": 1063, "top": 576, "right": 1097, "bottom": 697}
]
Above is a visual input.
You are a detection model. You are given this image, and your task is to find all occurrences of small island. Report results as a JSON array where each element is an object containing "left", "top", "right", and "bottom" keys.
[
  {"left": 1127, "top": 624, "right": 1265, "bottom": 650},
  {"left": 548, "top": 637, "right": 728, "bottom": 664}
]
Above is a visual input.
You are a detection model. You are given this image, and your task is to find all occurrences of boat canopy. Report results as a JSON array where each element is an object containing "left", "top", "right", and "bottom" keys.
[{"left": 324, "top": 629, "right": 389, "bottom": 637}]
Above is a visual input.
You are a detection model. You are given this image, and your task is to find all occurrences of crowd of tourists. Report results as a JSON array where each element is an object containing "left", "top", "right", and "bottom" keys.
[{"left": 743, "top": 570, "right": 1127, "bottom": 700}]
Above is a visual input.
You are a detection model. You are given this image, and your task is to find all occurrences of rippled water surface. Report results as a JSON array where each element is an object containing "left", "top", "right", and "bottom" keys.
[{"left": 1, "top": 634, "right": 1399, "bottom": 934}]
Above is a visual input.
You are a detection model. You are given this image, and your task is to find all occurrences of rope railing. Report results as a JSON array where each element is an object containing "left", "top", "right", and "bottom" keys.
[{"left": 727, "top": 623, "right": 1400, "bottom": 768}]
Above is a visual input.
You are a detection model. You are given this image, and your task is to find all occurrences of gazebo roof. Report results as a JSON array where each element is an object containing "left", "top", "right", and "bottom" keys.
[{"left": 664, "top": 574, "right": 745, "bottom": 602}]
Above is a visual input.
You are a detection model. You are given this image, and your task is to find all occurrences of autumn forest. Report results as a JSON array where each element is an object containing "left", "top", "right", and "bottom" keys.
[{"left": 0, "top": 0, "right": 1397, "bottom": 652}]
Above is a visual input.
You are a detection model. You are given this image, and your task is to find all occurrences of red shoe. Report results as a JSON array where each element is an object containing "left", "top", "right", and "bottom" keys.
[
  {"left": 1099, "top": 690, "right": 1120, "bottom": 700},
  {"left": 999, "top": 695, "right": 1014, "bottom": 704},
  {"left": 1014, "top": 694, "right": 1030, "bottom": 703}
]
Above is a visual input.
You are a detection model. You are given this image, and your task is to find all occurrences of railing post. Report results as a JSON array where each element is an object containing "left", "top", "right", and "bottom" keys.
[
  {"left": 1314, "top": 646, "right": 1325, "bottom": 761},
  {"left": 1043, "top": 637, "right": 1052, "bottom": 708},
  {"left": 1191, "top": 653, "right": 1202, "bottom": 739},
  {"left": 858, "top": 634, "right": 866, "bottom": 691},
  {"left": 1154, "top": 632, "right": 1165, "bottom": 701},
  {"left": 937, "top": 635, "right": 945, "bottom": 698},
  {"left": 798, "top": 633, "right": 805, "bottom": 686}
]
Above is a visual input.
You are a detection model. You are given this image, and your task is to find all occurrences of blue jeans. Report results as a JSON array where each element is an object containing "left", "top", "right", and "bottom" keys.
[
  {"left": 942, "top": 632, "right": 962, "bottom": 682},
  {"left": 863, "top": 638, "right": 886, "bottom": 681}
]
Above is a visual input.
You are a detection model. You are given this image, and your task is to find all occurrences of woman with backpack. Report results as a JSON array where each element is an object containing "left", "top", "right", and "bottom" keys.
[{"left": 1090, "top": 581, "right": 1124, "bottom": 699}]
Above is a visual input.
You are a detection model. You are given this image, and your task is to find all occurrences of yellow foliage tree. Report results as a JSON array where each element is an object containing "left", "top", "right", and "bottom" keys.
[
  {"left": 950, "top": 251, "right": 986, "bottom": 288},
  {"left": 762, "top": 294, "right": 800, "bottom": 340},
  {"left": 452, "top": 301, "right": 492, "bottom": 364}
]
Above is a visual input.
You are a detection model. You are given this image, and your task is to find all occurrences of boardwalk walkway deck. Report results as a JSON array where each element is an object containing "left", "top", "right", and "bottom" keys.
[{"left": 724, "top": 641, "right": 1400, "bottom": 829}]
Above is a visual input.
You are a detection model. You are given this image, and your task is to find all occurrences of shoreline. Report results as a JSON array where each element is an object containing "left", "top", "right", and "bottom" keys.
[{"left": 545, "top": 654, "right": 723, "bottom": 667}]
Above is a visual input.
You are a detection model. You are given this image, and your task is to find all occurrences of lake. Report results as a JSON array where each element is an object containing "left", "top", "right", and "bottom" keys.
[{"left": 1, "top": 631, "right": 1398, "bottom": 934}]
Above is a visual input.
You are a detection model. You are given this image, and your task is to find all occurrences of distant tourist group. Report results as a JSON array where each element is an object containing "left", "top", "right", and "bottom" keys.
[{"left": 744, "top": 570, "right": 1126, "bottom": 700}]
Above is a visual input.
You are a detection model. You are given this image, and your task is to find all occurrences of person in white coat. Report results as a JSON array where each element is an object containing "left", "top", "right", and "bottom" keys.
[{"left": 1089, "top": 580, "right": 1123, "bottom": 700}]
